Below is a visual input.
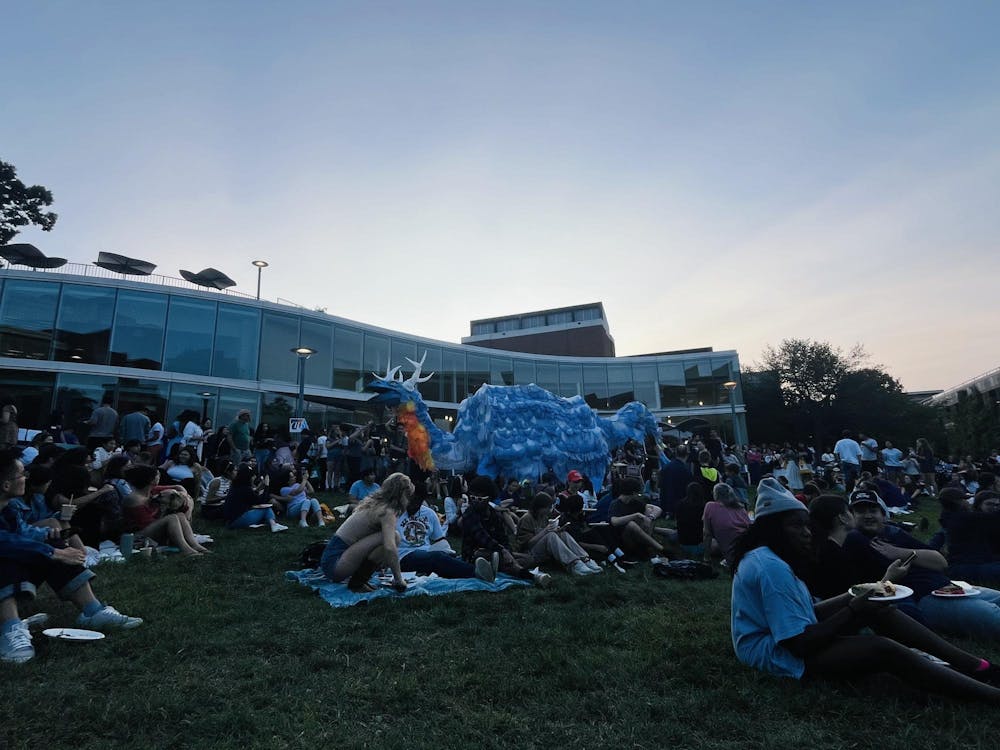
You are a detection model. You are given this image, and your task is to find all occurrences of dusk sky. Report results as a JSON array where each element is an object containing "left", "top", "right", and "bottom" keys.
[{"left": 3, "top": 1, "right": 998, "bottom": 392}]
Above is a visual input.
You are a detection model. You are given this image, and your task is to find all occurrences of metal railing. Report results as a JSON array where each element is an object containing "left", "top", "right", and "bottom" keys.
[{"left": 0, "top": 261, "right": 260, "bottom": 300}]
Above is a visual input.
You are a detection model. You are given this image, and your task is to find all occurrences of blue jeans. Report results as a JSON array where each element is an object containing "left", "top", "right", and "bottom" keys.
[
  {"left": 399, "top": 550, "right": 476, "bottom": 579},
  {"left": 287, "top": 497, "right": 321, "bottom": 518},
  {"left": 918, "top": 586, "right": 1000, "bottom": 639},
  {"left": 841, "top": 463, "right": 860, "bottom": 492},
  {"left": 227, "top": 508, "right": 276, "bottom": 529}
]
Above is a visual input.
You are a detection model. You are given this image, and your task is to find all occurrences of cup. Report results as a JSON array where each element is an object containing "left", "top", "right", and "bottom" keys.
[
  {"left": 138, "top": 547, "right": 153, "bottom": 560},
  {"left": 60, "top": 504, "right": 76, "bottom": 521},
  {"left": 120, "top": 533, "right": 134, "bottom": 561}
]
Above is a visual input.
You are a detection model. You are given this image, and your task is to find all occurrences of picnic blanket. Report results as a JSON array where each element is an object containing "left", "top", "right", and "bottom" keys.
[{"left": 285, "top": 568, "right": 531, "bottom": 608}]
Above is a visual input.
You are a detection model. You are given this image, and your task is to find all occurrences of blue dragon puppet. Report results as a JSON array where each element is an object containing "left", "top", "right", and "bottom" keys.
[{"left": 368, "top": 353, "right": 662, "bottom": 492}]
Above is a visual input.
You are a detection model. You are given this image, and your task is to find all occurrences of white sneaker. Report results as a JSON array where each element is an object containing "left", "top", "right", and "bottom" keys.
[
  {"left": 21, "top": 613, "right": 49, "bottom": 629},
  {"left": 298, "top": 520, "right": 309, "bottom": 528},
  {"left": 76, "top": 605, "right": 143, "bottom": 631},
  {"left": 474, "top": 557, "right": 496, "bottom": 583},
  {"left": 270, "top": 523, "right": 288, "bottom": 533},
  {"left": 533, "top": 571, "right": 553, "bottom": 588},
  {"left": 570, "top": 560, "right": 592, "bottom": 576},
  {"left": 1, "top": 623, "right": 34, "bottom": 664},
  {"left": 584, "top": 559, "right": 602, "bottom": 573},
  {"left": 613, "top": 562, "right": 627, "bottom": 574},
  {"left": 194, "top": 534, "right": 214, "bottom": 545},
  {"left": 317, "top": 519, "right": 326, "bottom": 527}
]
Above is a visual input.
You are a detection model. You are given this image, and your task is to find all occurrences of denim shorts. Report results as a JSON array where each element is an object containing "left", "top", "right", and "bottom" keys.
[{"left": 320, "top": 535, "right": 351, "bottom": 580}]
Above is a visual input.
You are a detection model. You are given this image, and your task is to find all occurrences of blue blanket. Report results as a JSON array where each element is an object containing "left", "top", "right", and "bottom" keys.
[{"left": 285, "top": 569, "right": 531, "bottom": 608}]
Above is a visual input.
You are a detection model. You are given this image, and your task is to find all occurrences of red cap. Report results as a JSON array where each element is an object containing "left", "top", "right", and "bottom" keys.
[{"left": 567, "top": 470, "right": 583, "bottom": 483}]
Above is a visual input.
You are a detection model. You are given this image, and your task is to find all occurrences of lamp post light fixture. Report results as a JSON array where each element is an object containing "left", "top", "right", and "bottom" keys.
[
  {"left": 251, "top": 260, "right": 269, "bottom": 300},
  {"left": 723, "top": 380, "right": 738, "bottom": 445},
  {"left": 291, "top": 347, "right": 317, "bottom": 420},
  {"left": 199, "top": 391, "right": 215, "bottom": 422}
]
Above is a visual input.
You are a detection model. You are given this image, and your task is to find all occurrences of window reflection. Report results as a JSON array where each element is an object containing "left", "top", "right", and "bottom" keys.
[
  {"left": 214, "top": 304, "right": 260, "bottom": 380},
  {"left": 110, "top": 290, "right": 167, "bottom": 369},
  {"left": 558, "top": 363, "right": 582, "bottom": 398},
  {"left": 0, "top": 368, "right": 56, "bottom": 431},
  {"left": 606, "top": 364, "right": 634, "bottom": 408},
  {"left": 162, "top": 297, "right": 217, "bottom": 376},
  {"left": 0, "top": 280, "right": 59, "bottom": 359},
  {"left": 333, "top": 327, "right": 363, "bottom": 392},
  {"left": 466, "top": 354, "right": 489, "bottom": 395},
  {"left": 259, "top": 312, "right": 299, "bottom": 383},
  {"left": 299, "top": 319, "right": 332, "bottom": 388},
  {"left": 53, "top": 285, "right": 115, "bottom": 365}
]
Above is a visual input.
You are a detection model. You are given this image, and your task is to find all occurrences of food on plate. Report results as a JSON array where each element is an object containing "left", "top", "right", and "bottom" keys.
[
  {"left": 851, "top": 581, "right": 897, "bottom": 598},
  {"left": 933, "top": 584, "right": 966, "bottom": 596}
]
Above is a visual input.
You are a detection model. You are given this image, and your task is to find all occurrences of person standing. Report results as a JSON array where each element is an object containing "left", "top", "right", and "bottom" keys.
[
  {"left": 859, "top": 433, "right": 879, "bottom": 477},
  {"left": 834, "top": 430, "right": 863, "bottom": 493},
  {"left": 916, "top": 438, "right": 937, "bottom": 493},
  {"left": 85, "top": 395, "right": 118, "bottom": 452},
  {"left": 145, "top": 414, "right": 165, "bottom": 466},
  {"left": 120, "top": 407, "right": 150, "bottom": 447},
  {"left": 881, "top": 441, "right": 904, "bottom": 483},
  {"left": 227, "top": 409, "right": 254, "bottom": 465}
]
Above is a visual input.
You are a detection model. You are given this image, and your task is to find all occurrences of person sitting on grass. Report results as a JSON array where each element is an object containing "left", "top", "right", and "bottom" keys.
[
  {"left": 121, "top": 465, "right": 211, "bottom": 557},
  {"left": 348, "top": 468, "right": 380, "bottom": 511},
  {"left": 278, "top": 466, "right": 325, "bottom": 528},
  {"left": 320, "top": 472, "right": 414, "bottom": 593},
  {"left": 159, "top": 445, "right": 204, "bottom": 501},
  {"left": 515, "top": 492, "right": 602, "bottom": 576},
  {"left": 723, "top": 463, "right": 749, "bottom": 505},
  {"left": 443, "top": 475, "right": 468, "bottom": 532},
  {"left": 396, "top": 491, "right": 494, "bottom": 582},
  {"left": 557, "top": 492, "right": 629, "bottom": 572},
  {"left": 731, "top": 477, "right": 1000, "bottom": 703},
  {"left": 460, "top": 476, "right": 551, "bottom": 588},
  {"left": 609, "top": 478, "right": 664, "bottom": 562},
  {"left": 702, "top": 482, "right": 750, "bottom": 567},
  {"left": 223, "top": 464, "right": 287, "bottom": 533},
  {"left": 929, "top": 488, "right": 1000, "bottom": 587},
  {"left": 1, "top": 451, "right": 142, "bottom": 664}
]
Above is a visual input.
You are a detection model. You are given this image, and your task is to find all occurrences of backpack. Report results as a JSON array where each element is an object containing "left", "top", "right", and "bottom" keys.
[
  {"left": 652, "top": 559, "right": 718, "bottom": 580},
  {"left": 298, "top": 540, "right": 329, "bottom": 569}
]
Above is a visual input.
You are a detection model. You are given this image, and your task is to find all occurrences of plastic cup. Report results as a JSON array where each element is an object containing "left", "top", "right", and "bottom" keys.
[
  {"left": 120, "top": 533, "right": 134, "bottom": 560},
  {"left": 60, "top": 504, "right": 75, "bottom": 521}
]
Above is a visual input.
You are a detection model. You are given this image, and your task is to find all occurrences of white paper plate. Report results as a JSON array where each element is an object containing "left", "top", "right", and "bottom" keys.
[
  {"left": 931, "top": 588, "right": 981, "bottom": 598},
  {"left": 848, "top": 584, "right": 914, "bottom": 602},
  {"left": 42, "top": 628, "right": 105, "bottom": 641}
]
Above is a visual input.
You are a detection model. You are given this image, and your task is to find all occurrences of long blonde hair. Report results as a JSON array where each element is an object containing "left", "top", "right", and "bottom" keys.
[{"left": 357, "top": 472, "right": 414, "bottom": 517}]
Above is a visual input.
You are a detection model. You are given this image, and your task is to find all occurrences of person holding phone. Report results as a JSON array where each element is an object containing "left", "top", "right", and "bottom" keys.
[
  {"left": 731, "top": 478, "right": 1000, "bottom": 703},
  {"left": 515, "top": 493, "right": 602, "bottom": 576}
]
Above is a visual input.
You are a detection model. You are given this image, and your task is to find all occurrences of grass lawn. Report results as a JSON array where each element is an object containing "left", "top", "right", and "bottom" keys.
[{"left": 4, "top": 494, "right": 1000, "bottom": 750}]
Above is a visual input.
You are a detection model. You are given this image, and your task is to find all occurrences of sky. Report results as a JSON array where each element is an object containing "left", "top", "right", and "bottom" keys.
[{"left": 3, "top": 1, "right": 998, "bottom": 392}]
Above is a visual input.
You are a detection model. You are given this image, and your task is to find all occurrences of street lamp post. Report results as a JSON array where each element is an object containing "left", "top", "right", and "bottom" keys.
[
  {"left": 291, "top": 347, "right": 317, "bottom": 421},
  {"left": 723, "top": 381, "right": 738, "bottom": 445},
  {"left": 251, "top": 260, "right": 269, "bottom": 301},
  {"left": 199, "top": 391, "right": 215, "bottom": 422}
]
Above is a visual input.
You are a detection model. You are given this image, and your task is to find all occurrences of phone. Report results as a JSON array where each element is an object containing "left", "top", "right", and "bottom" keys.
[{"left": 903, "top": 551, "right": 917, "bottom": 565}]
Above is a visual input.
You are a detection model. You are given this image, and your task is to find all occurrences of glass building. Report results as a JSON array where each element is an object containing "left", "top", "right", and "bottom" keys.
[{"left": 0, "top": 269, "right": 747, "bottom": 443}]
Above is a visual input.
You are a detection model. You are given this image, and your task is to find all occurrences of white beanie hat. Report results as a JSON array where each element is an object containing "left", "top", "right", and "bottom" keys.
[{"left": 753, "top": 477, "right": 806, "bottom": 518}]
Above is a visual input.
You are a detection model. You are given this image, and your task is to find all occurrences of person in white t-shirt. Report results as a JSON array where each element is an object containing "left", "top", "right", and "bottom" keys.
[
  {"left": 834, "top": 431, "right": 863, "bottom": 493},
  {"left": 858, "top": 433, "right": 879, "bottom": 476},
  {"left": 881, "top": 441, "right": 904, "bottom": 483}
]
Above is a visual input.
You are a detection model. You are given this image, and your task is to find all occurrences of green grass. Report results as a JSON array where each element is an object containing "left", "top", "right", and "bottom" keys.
[{"left": 4, "top": 495, "right": 1000, "bottom": 750}]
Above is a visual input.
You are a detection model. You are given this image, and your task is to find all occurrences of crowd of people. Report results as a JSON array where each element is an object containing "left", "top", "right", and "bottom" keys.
[{"left": 6, "top": 396, "right": 1000, "bottom": 708}]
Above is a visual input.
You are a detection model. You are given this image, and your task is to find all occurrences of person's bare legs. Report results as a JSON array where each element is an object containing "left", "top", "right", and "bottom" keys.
[
  {"left": 623, "top": 521, "right": 663, "bottom": 556},
  {"left": 1, "top": 597, "right": 19, "bottom": 622},
  {"left": 175, "top": 514, "right": 210, "bottom": 553},
  {"left": 141, "top": 515, "right": 200, "bottom": 556},
  {"left": 330, "top": 532, "right": 384, "bottom": 585}
]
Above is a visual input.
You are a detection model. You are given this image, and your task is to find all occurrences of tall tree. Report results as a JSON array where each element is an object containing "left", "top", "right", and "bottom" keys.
[{"left": 1, "top": 160, "right": 58, "bottom": 245}]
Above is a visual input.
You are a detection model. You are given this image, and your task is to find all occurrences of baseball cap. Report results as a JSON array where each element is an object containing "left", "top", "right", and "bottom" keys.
[
  {"left": 567, "top": 470, "right": 583, "bottom": 483},
  {"left": 849, "top": 490, "right": 889, "bottom": 515}
]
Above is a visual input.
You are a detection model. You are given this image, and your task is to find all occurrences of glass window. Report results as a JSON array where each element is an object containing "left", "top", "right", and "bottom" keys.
[
  {"left": 300, "top": 319, "right": 333, "bottom": 388},
  {"left": 658, "top": 362, "right": 686, "bottom": 408},
  {"left": 521, "top": 314, "right": 545, "bottom": 329},
  {"left": 632, "top": 363, "right": 658, "bottom": 409},
  {"left": 162, "top": 297, "right": 217, "bottom": 376},
  {"left": 333, "top": 326, "right": 363, "bottom": 392},
  {"left": 0, "top": 368, "right": 55, "bottom": 432},
  {"left": 260, "top": 391, "right": 296, "bottom": 436},
  {"left": 390, "top": 338, "right": 418, "bottom": 368},
  {"left": 559, "top": 363, "right": 582, "bottom": 398},
  {"left": 213, "top": 304, "right": 260, "bottom": 380},
  {"left": 513, "top": 360, "right": 535, "bottom": 385},
  {"left": 490, "top": 356, "right": 514, "bottom": 386},
  {"left": 547, "top": 311, "right": 572, "bottom": 325},
  {"left": 442, "top": 349, "right": 466, "bottom": 403},
  {"left": 218, "top": 388, "right": 261, "bottom": 432},
  {"left": 685, "top": 360, "right": 716, "bottom": 407},
  {"left": 573, "top": 307, "right": 601, "bottom": 322},
  {"left": 415, "top": 346, "right": 442, "bottom": 402},
  {"left": 167, "top": 383, "right": 219, "bottom": 431},
  {"left": 582, "top": 364, "right": 608, "bottom": 409},
  {"left": 258, "top": 312, "right": 299, "bottom": 383},
  {"left": 0, "top": 279, "right": 59, "bottom": 360},
  {"left": 110, "top": 290, "right": 167, "bottom": 370},
  {"left": 535, "top": 362, "right": 558, "bottom": 394},
  {"left": 472, "top": 322, "right": 494, "bottom": 335},
  {"left": 495, "top": 318, "right": 520, "bottom": 333},
  {"left": 363, "top": 333, "right": 390, "bottom": 381},
  {"left": 55, "top": 373, "right": 116, "bottom": 443},
  {"left": 713, "top": 358, "right": 735, "bottom": 406},
  {"left": 466, "top": 354, "right": 490, "bottom": 395},
  {"left": 607, "top": 364, "right": 634, "bottom": 409},
  {"left": 116, "top": 378, "right": 170, "bottom": 428},
  {"left": 53, "top": 284, "right": 115, "bottom": 365}
]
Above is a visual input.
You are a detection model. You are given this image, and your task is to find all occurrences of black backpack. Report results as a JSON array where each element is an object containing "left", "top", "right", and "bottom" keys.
[
  {"left": 652, "top": 559, "right": 718, "bottom": 580},
  {"left": 298, "top": 540, "right": 329, "bottom": 569}
]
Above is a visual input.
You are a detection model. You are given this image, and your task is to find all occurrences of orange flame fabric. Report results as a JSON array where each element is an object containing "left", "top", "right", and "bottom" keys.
[{"left": 398, "top": 402, "right": 435, "bottom": 470}]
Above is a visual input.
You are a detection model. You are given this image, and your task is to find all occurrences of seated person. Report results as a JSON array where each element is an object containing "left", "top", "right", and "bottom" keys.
[
  {"left": 223, "top": 464, "right": 287, "bottom": 532},
  {"left": 278, "top": 467, "right": 325, "bottom": 528},
  {"left": 396, "top": 492, "right": 494, "bottom": 581},
  {"left": 11, "top": 464, "right": 61, "bottom": 535},
  {"left": 47, "top": 460, "right": 120, "bottom": 548},
  {"left": 702, "top": 482, "right": 751, "bottom": 566},
  {"left": 89, "top": 437, "right": 118, "bottom": 478},
  {"left": 443, "top": 475, "right": 468, "bottom": 532},
  {"left": 609, "top": 478, "right": 665, "bottom": 561},
  {"left": 348, "top": 469, "right": 380, "bottom": 510},
  {"left": 159, "top": 445, "right": 203, "bottom": 501},
  {"left": 514, "top": 493, "right": 601, "bottom": 576},
  {"left": 460, "top": 476, "right": 551, "bottom": 587},
  {"left": 558, "top": 492, "right": 629, "bottom": 571},
  {"left": 843, "top": 489, "right": 1000, "bottom": 640},
  {"left": 201, "top": 461, "right": 234, "bottom": 520},
  {"left": 676, "top": 482, "right": 710, "bottom": 557},
  {"left": 320, "top": 472, "right": 413, "bottom": 592},
  {"left": 1, "top": 451, "right": 142, "bottom": 664},
  {"left": 121, "top": 466, "right": 211, "bottom": 557},
  {"left": 731, "top": 477, "right": 1000, "bottom": 704},
  {"left": 935, "top": 488, "right": 1000, "bottom": 586},
  {"left": 723, "top": 463, "right": 749, "bottom": 504}
]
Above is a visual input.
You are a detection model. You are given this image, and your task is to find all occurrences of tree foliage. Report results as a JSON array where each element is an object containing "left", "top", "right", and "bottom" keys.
[
  {"left": 947, "top": 389, "right": 1000, "bottom": 458},
  {"left": 1, "top": 160, "right": 58, "bottom": 245},
  {"left": 745, "top": 339, "right": 942, "bottom": 450}
]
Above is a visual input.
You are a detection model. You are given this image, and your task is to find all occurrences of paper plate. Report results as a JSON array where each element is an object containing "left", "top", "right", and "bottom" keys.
[
  {"left": 931, "top": 588, "right": 981, "bottom": 598},
  {"left": 847, "top": 584, "right": 914, "bottom": 602},
  {"left": 42, "top": 628, "right": 105, "bottom": 641}
]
